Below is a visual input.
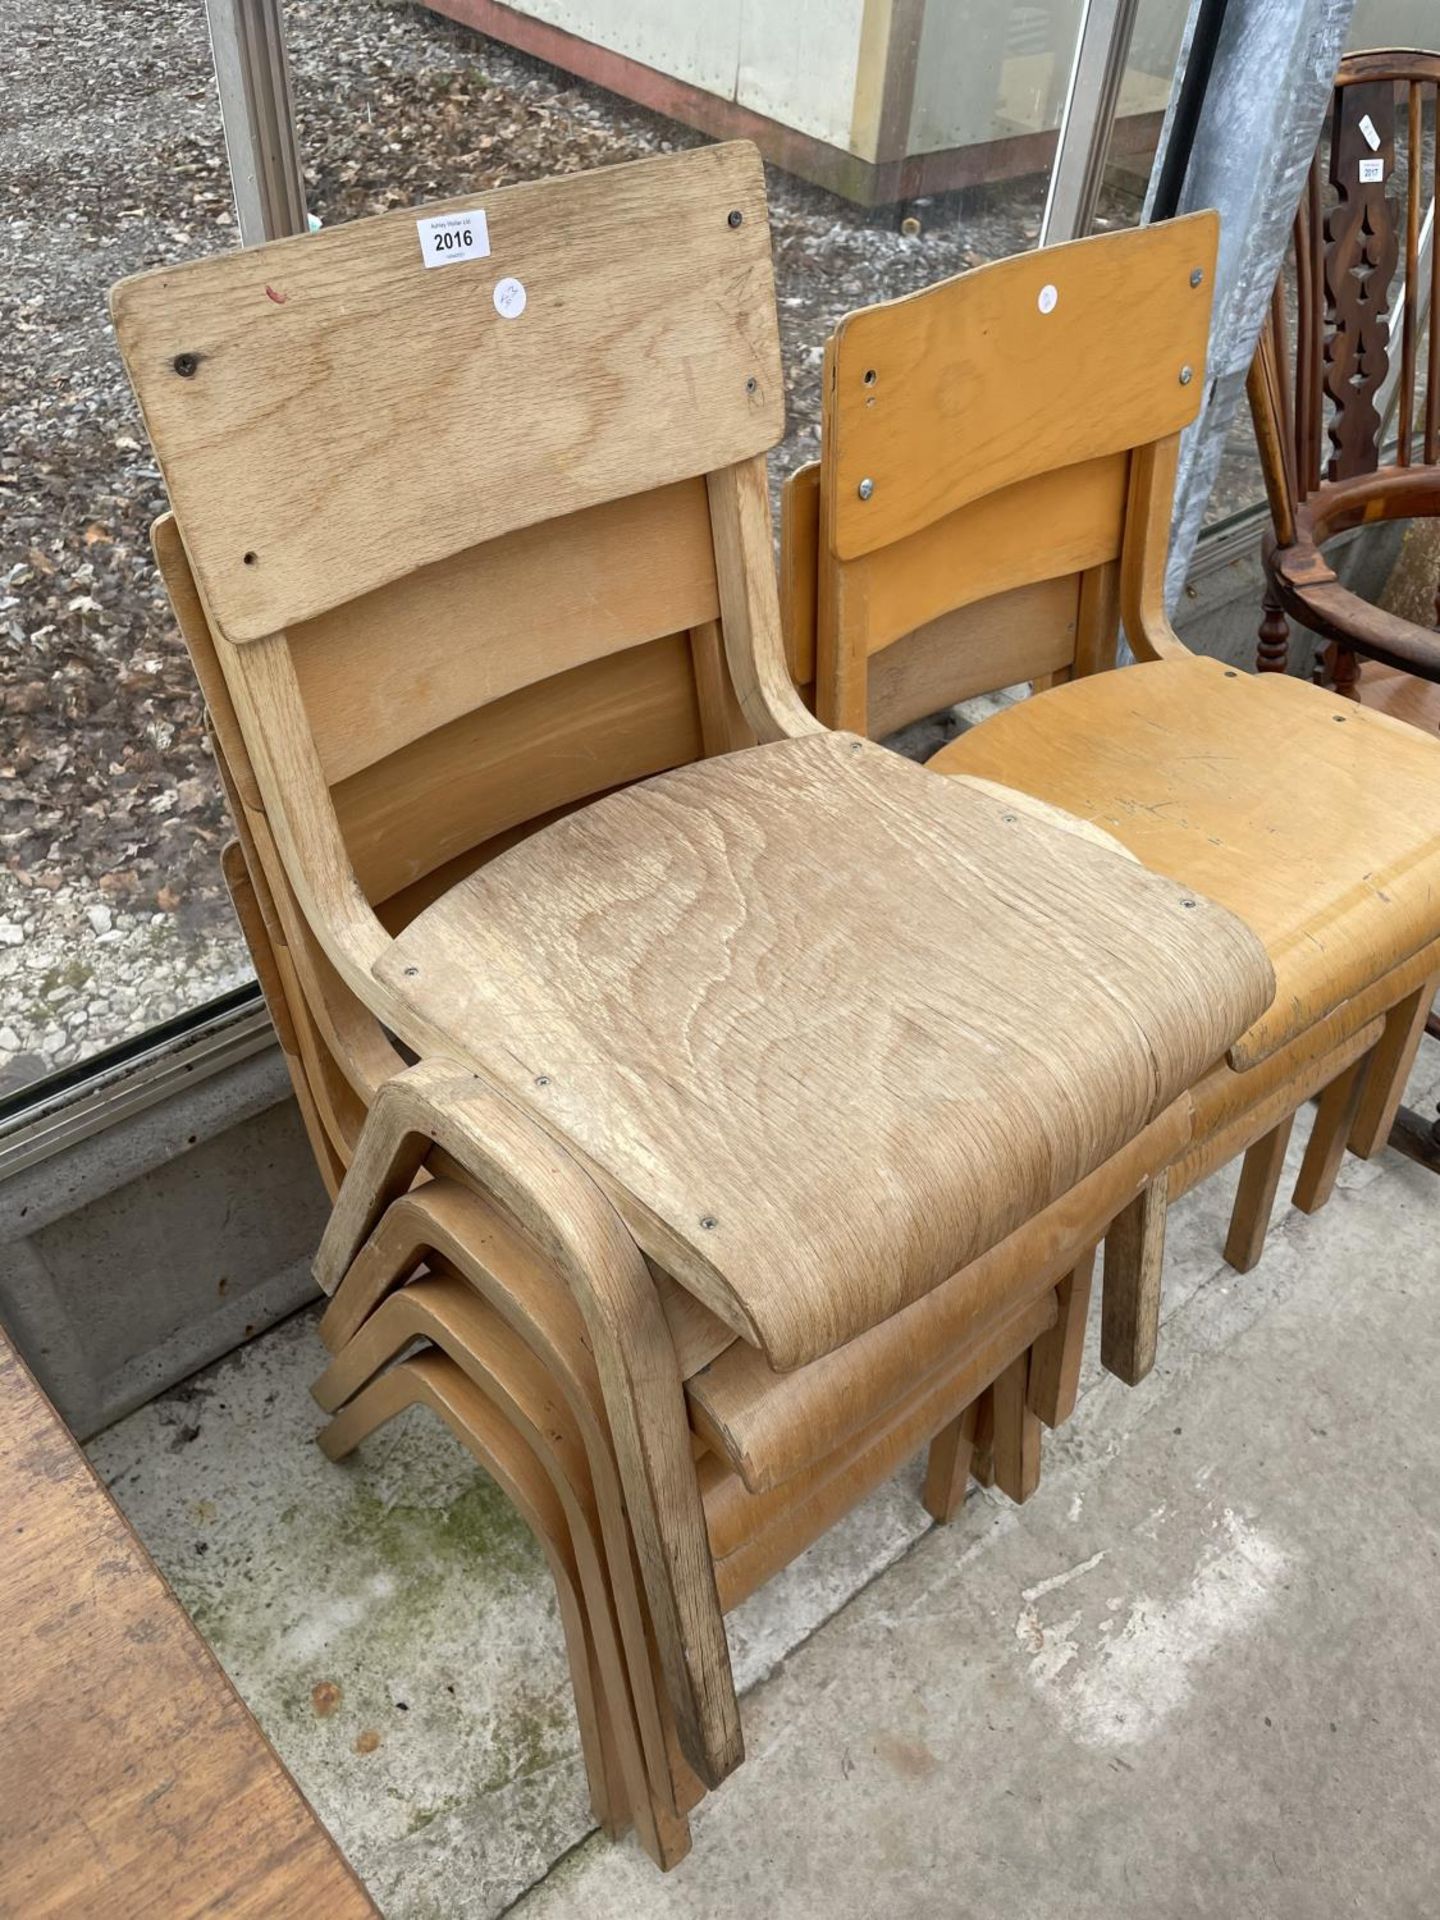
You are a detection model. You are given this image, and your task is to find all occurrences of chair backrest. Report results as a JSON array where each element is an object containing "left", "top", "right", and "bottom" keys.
[
  {"left": 115, "top": 143, "right": 799, "bottom": 992},
  {"left": 782, "top": 213, "right": 1216, "bottom": 734},
  {"left": 1250, "top": 48, "right": 1440, "bottom": 532}
]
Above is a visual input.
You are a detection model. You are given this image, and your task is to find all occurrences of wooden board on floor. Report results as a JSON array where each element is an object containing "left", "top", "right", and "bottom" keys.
[{"left": 0, "top": 1332, "right": 377, "bottom": 1920}]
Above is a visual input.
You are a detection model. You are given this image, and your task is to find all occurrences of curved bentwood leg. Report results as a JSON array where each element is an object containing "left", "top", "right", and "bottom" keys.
[
  {"left": 319, "top": 1353, "right": 627, "bottom": 1844},
  {"left": 318, "top": 1179, "right": 701, "bottom": 1829},
  {"left": 314, "top": 1276, "right": 691, "bottom": 1867},
  {"left": 313, "top": 1062, "right": 744, "bottom": 1790}
]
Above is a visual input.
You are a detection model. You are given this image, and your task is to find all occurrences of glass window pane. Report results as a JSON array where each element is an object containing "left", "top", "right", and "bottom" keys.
[
  {"left": 4, "top": 1, "right": 243, "bottom": 1100},
  {"left": 6, "top": 0, "right": 1105, "bottom": 1102}
]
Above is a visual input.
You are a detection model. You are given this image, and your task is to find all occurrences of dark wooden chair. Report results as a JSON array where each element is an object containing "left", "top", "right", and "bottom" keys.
[{"left": 1248, "top": 49, "right": 1440, "bottom": 699}]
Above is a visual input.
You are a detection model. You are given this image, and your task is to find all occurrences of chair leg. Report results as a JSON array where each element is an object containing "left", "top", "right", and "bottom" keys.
[
  {"left": 319, "top": 1357, "right": 648, "bottom": 1856},
  {"left": 319, "top": 1181, "right": 702, "bottom": 1828},
  {"left": 923, "top": 1399, "right": 980, "bottom": 1525},
  {"left": 1293, "top": 1056, "right": 1370, "bottom": 1214},
  {"left": 1256, "top": 585, "right": 1290, "bottom": 673},
  {"left": 315, "top": 1281, "right": 693, "bottom": 1866},
  {"left": 1323, "top": 638, "right": 1362, "bottom": 701},
  {"left": 1347, "top": 978, "right": 1438, "bottom": 1160},
  {"left": 1222, "top": 1112, "right": 1296, "bottom": 1274},
  {"left": 990, "top": 1353, "right": 1041, "bottom": 1505},
  {"left": 969, "top": 1387, "right": 996, "bottom": 1487},
  {"left": 1026, "top": 1249, "right": 1097, "bottom": 1428},
  {"left": 314, "top": 1064, "right": 744, "bottom": 1791},
  {"left": 1100, "top": 1171, "right": 1168, "bottom": 1387}
]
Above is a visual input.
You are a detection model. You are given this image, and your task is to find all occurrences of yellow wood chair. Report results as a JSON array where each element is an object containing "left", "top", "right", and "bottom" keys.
[
  {"left": 783, "top": 212, "right": 1440, "bottom": 1269},
  {"left": 113, "top": 145, "right": 1272, "bottom": 1801}
]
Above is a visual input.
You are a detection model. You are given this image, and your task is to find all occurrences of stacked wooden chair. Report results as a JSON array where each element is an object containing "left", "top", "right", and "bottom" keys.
[
  {"left": 113, "top": 145, "right": 1277, "bottom": 1866},
  {"left": 1247, "top": 48, "right": 1440, "bottom": 700},
  {"left": 780, "top": 212, "right": 1440, "bottom": 1274}
]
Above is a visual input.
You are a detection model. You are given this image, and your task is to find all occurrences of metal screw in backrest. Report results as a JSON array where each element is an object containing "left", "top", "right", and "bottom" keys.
[
  {"left": 1179, "top": 365, "right": 1194, "bottom": 385},
  {"left": 727, "top": 209, "right": 743, "bottom": 228},
  {"left": 1190, "top": 268, "right": 1204, "bottom": 287},
  {"left": 857, "top": 477, "right": 875, "bottom": 500},
  {"left": 172, "top": 352, "right": 199, "bottom": 377}
]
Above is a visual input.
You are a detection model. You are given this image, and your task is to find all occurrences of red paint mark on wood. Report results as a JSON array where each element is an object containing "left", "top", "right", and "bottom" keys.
[{"left": 265, "top": 285, "right": 288, "bottom": 304}]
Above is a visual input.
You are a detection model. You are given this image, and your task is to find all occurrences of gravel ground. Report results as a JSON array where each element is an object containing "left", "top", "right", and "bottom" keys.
[{"left": 1, "top": 0, "right": 1164, "bottom": 1098}]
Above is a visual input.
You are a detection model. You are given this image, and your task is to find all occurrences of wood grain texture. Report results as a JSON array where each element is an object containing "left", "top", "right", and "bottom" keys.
[
  {"left": 316, "top": 1177, "right": 699, "bottom": 1826},
  {"left": 1322, "top": 81, "right": 1398, "bottom": 482},
  {"left": 314, "top": 1277, "right": 690, "bottom": 1865},
  {"left": 1100, "top": 1173, "right": 1167, "bottom": 1387},
  {"left": 1174, "top": 1016, "right": 1384, "bottom": 1202},
  {"left": 1221, "top": 1115, "right": 1295, "bottom": 1275},
  {"left": 819, "top": 454, "right": 1123, "bottom": 689},
  {"left": 685, "top": 1099, "right": 1188, "bottom": 1491},
  {"left": 922, "top": 1401, "right": 980, "bottom": 1524},
  {"left": 1247, "top": 52, "right": 1440, "bottom": 686},
  {"left": 990, "top": 1352, "right": 1041, "bottom": 1504},
  {"left": 1026, "top": 1250, "right": 1096, "bottom": 1428},
  {"left": 113, "top": 144, "right": 781, "bottom": 641},
  {"left": 333, "top": 634, "right": 704, "bottom": 904},
  {"left": 823, "top": 213, "right": 1215, "bottom": 560},
  {"left": 933, "top": 657, "right": 1440, "bottom": 1070},
  {"left": 317, "top": 1353, "right": 651, "bottom": 1855},
  {"left": 1347, "top": 974, "right": 1438, "bottom": 1159},
  {"left": 376, "top": 733, "right": 1270, "bottom": 1369},
  {"left": 699, "top": 1287, "right": 1055, "bottom": 1559},
  {"left": 290, "top": 479, "right": 718, "bottom": 783},
  {"left": 0, "top": 1335, "right": 376, "bottom": 1920},
  {"left": 312, "top": 1063, "right": 743, "bottom": 1789},
  {"left": 709, "top": 1366, "right": 1003, "bottom": 1607},
  {"left": 863, "top": 577, "right": 1077, "bottom": 736},
  {"left": 707, "top": 456, "right": 824, "bottom": 745},
  {"left": 1293, "top": 1055, "right": 1370, "bottom": 1214}
]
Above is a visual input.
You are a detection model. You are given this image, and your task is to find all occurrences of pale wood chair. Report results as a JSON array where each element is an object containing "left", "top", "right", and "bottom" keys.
[
  {"left": 114, "top": 146, "right": 1273, "bottom": 1806},
  {"left": 218, "top": 777, "right": 1193, "bottom": 1858},
  {"left": 164, "top": 498, "right": 1194, "bottom": 1861},
  {"left": 783, "top": 212, "right": 1440, "bottom": 1268}
]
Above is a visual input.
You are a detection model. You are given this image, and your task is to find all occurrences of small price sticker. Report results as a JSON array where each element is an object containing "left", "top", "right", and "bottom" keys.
[
  {"left": 417, "top": 209, "right": 490, "bottom": 269},
  {"left": 493, "top": 276, "right": 527, "bottom": 319}
]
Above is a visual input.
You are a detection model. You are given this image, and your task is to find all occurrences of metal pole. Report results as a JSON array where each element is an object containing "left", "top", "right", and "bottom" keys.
[
  {"left": 1040, "top": 0, "right": 1143, "bottom": 246},
  {"left": 1143, "top": 0, "right": 1357, "bottom": 611},
  {"left": 204, "top": 0, "right": 308, "bottom": 245}
]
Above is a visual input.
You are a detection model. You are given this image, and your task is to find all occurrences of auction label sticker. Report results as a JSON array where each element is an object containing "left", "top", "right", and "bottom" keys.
[
  {"left": 1358, "top": 113, "right": 1382, "bottom": 151},
  {"left": 417, "top": 209, "right": 491, "bottom": 268},
  {"left": 1359, "top": 157, "right": 1385, "bottom": 184},
  {"left": 493, "top": 276, "right": 527, "bottom": 319}
]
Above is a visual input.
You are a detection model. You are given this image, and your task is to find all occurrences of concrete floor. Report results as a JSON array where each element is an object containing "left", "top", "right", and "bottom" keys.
[{"left": 91, "top": 1045, "right": 1440, "bottom": 1919}]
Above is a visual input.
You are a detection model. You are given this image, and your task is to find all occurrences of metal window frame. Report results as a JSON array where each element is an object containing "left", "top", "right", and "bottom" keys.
[{"left": 1040, "top": 0, "right": 1144, "bottom": 246}]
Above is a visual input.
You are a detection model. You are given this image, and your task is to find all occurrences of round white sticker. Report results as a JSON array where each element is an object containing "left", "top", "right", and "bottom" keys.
[
  {"left": 493, "top": 276, "right": 527, "bottom": 319},
  {"left": 1037, "top": 283, "right": 1058, "bottom": 315}
]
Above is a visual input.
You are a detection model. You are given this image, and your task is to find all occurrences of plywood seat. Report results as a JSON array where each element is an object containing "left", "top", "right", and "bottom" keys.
[
  {"left": 685, "top": 1096, "right": 1188, "bottom": 1492},
  {"left": 930, "top": 655, "right": 1440, "bottom": 1071},
  {"left": 376, "top": 729, "right": 1269, "bottom": 1371}
]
